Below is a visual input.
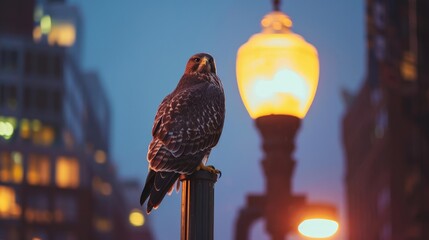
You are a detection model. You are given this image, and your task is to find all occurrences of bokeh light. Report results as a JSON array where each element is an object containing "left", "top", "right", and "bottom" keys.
[{"left": 298, "top": 218, "right": 339, "bottom": 238}]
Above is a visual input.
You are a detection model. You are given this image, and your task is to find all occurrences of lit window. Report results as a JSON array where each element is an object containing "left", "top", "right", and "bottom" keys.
[
  {"left": 0, "top": 186, "right": 21, "bottom": 219},
  {"left": 20, "top": 119, "right": 31, "bottom": 139},
  {"left": 31, "top": 120, "right": 56, "bottom": 146},
  {"left": 92, "top": 176, "right": 112, "bottom": 196},
  {"left": 0, "top": 116, "right": 16, "bottom": 140},
  {"left": 0, "top": 151, "right": 23, "bottom": 183},
  {"left": 27, "top": 154, "right": 50, "bottom": 186},
  {"left": 33, "top": 17, "right": 76, "bottom": 47},
  {"left": 94, "top": 150, "right": 106, "bottom": 164},
  {"left": 401, "top": 51, "right": 417, "bottom": 81},
  {"left": 47, "top": 24, "right": 76, "bottom": 47},
  {"left": 56, "top": 157, "right": 79, "bottom": 188},
  {"left": 94, "top": 217, "right": 112, "bottom": 233},
  {"left": 39, "top": 126, "right": 55, "bottom": 146}
]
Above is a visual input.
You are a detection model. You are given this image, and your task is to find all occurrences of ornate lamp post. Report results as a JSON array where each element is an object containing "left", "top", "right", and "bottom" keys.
[{"left": 235, "top": 1, "right": 338, "bottom": 239}]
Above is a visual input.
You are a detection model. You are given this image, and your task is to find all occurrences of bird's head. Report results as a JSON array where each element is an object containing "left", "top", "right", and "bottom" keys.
[{"left": 185, "top": 53, "right": 216, "bottom": 75}]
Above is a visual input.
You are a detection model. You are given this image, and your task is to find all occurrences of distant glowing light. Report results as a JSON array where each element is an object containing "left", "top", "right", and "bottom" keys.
[
  {"left": 250, "top": 69, "right": 309, "bottom": 111},
  {"left": 56, "top": 157, "right": 79, "bottom": 188},
  {"left": 236, "top": 11, "right": 319, "bottom": 119},
  {"left": 0, "top": 121, "right": 14, "bottom": 140},
  {"left": 0, "top": 186, "right": 21, "bottom": 219},
  {"left": 94, "top": 217, "right": 112, "bottom": 232},
  {"left": 32, "top": 120, "right": 41, "bottom": 132},
  {"left": 0, "top": 117, "right": 16, "bottom": 140},
  {"left": 298, "top": 219, "right": 339, "bottom": 239},
  {"left": 11, "top": 152, "right": 23, "bottom": 183},
  {"left": 48, "top": 24, "right": 76, "bottom": 47},
  {"left": 101, "top": 183, "right": 112, "bottom": 196},
  {"left": 40, "top": 15, "right": 52, "bottom": 34},
  {"left": 20, "top": 119, "right": 31, "bottom": 139},
  {"left": 129, "top": 209, "right": 145, "bottom": 227},
  {"left": 94, "top": 150, "right": 106, "bottom": 164}
]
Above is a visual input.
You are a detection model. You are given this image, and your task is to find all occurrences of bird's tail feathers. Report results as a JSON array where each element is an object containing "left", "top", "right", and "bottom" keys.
[
  {"left": 140, "top": 170, "right": 156, "bottom": 206},
  {"left": 141, "top": 171, "right": 180, "bottom": 214}
]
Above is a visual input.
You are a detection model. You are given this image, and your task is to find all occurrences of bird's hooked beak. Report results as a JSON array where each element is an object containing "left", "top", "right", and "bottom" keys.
[{"left": 198, "top": 57, "right": 210, "bottom": 72}]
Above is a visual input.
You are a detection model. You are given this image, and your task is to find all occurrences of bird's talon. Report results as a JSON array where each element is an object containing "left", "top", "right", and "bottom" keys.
[{"left": 197, "top": 164, "right": 222, "bottom": 178}]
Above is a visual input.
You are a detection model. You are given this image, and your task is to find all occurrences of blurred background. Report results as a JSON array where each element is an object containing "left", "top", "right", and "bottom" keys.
[{"left": 0, "top": 0, "right": 428, "bottom": 240}]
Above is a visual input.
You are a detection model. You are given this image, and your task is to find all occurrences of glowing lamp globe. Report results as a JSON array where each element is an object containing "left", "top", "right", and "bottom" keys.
[
  {"left": 296, "top": 203, "right": 339, "bottom": 239},
  {"left": 298, "top": 219, "right": 339, "bottom": 238},
  {"left": 236, "top": 11, "right": 319, "bottom": 119}
]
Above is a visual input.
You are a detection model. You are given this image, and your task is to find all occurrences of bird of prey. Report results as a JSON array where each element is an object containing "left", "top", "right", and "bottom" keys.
[{"left": 140, "top": 53, "right": 225, "bottom": 213}]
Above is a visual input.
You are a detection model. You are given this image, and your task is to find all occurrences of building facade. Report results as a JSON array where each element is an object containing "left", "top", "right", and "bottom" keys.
[
  {"left": 343, "top": 0, "right": 429, "bottom": 240},
  {"left": 0, "top": 0, "right": 154, "bottom": 239}
]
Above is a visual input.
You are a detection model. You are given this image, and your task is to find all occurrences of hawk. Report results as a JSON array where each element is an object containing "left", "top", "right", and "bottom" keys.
[{"left": 140, "top": 53, "right": 225, "bottom": 213}]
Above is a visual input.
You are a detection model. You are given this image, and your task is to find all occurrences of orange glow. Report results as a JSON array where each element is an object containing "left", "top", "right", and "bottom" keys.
[
  {"left": 33, "top": 125, "right": 55, "bottom": 146},
  {"left": 0, "top": 186, "right": 21, "bottom": 219},
  {"left": 94, "top": 150, "right": 106, "bottom": 164},
  {"left": 11, "top": 152, "right": 23, "bottom": 183},
  {"left": 32, "top": 120, "right": 41, "bottom": 132},
  {"left": 34, "top": 21, "right": 76, "bottom": 46},
  {"left": 401, "top": 51, "right": 417, "bottom": 81},
  {"left": 298, "top": 219, "right": 339, "bottom": 238},
  {"left": 100, "top": 183, "right": 112, "bottom": 196},
  {"left": 94, "top": 217, "right": 112, "bottom": 232},
  {"left": 27, "top": 154, "right": 50, "bottom": 185},
  {"left": 56, "top": 157, "right": 79, "bottom": 188},
  {"left": 236, "top": 11, "right": 319, "bottom": 119},
  {"left": 40, "top": 126, "right": 55, "bottom": 146},
  {"left": 25, "top": 208, "right": 52, "bottom": 223},
  {"left": 47, "top": 24, "right": 76, "bottom": 47},
  {"left": 20, "top": 119, "right": 31, "bottom": 139},
  {"left": 33, "top": 27, "right": 42, "bottom": 42},
  {"left": 92, "top": 176, "right": 112, "bottom": 195}
]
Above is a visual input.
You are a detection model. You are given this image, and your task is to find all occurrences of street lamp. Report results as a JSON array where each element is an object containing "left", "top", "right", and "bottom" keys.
[{"left": 234, "top": 1, "right": 338, "bottom": 240}]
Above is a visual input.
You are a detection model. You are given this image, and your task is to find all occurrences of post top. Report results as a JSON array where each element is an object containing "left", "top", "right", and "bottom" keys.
[{"left": 180, "top": 170, "right": 218, "bottom": 183}]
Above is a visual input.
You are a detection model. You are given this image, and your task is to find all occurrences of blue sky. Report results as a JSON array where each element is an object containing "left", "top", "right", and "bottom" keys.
[{"left": 69, "top": 1, "right": 365, "bottom": 239}]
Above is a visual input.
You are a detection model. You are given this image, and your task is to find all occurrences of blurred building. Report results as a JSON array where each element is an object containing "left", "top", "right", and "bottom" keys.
[
  {"left": 0, "top": 0, "right": 154, "bottom": 239},
  {"left": 119, "top": 180, "right": 156, "bottom": 240},
  {"left": 343, "top": 0, "right": 429, "bottom": 240}
]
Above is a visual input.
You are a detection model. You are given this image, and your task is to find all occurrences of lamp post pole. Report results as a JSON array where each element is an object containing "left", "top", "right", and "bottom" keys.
[
  {"left": 234, "top": 115, "right": 304, "bottom": 240},
  {"left": 258, "top": 115, "right": 300, "bottom": 240}
]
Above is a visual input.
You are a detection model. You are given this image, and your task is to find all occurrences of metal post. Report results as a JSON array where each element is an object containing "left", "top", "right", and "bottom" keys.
[
  {"left": 180, "top": 170, "right": 218, "bottom": 240},
  {"left": 256, "top": 115, "right": 301, "bottom": 240},
  {"left": 234, "top": 195, "right": 265, "bottom": 240}
]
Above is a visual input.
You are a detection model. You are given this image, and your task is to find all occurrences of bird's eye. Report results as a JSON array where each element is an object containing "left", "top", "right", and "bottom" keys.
[{"left": 194, "top": 58, "right": 201, "bottom": 63}]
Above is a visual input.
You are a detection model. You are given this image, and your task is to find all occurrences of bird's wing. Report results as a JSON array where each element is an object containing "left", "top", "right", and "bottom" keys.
[{"left": 148, "top": 82, "right": 225, "bottom": 172}]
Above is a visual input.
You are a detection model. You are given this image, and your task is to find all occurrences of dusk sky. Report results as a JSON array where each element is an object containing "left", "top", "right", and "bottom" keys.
[{"left": 69, "top": 1, "right": 365, "bottom": 239}]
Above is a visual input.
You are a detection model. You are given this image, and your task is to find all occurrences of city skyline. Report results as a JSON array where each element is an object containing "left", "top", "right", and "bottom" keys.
[
  {"left": 0, "top": 0, "right": 154, "bottom": 239},
  {"left": 69, "top": 1, "right": 365, "bottom": 239}
]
